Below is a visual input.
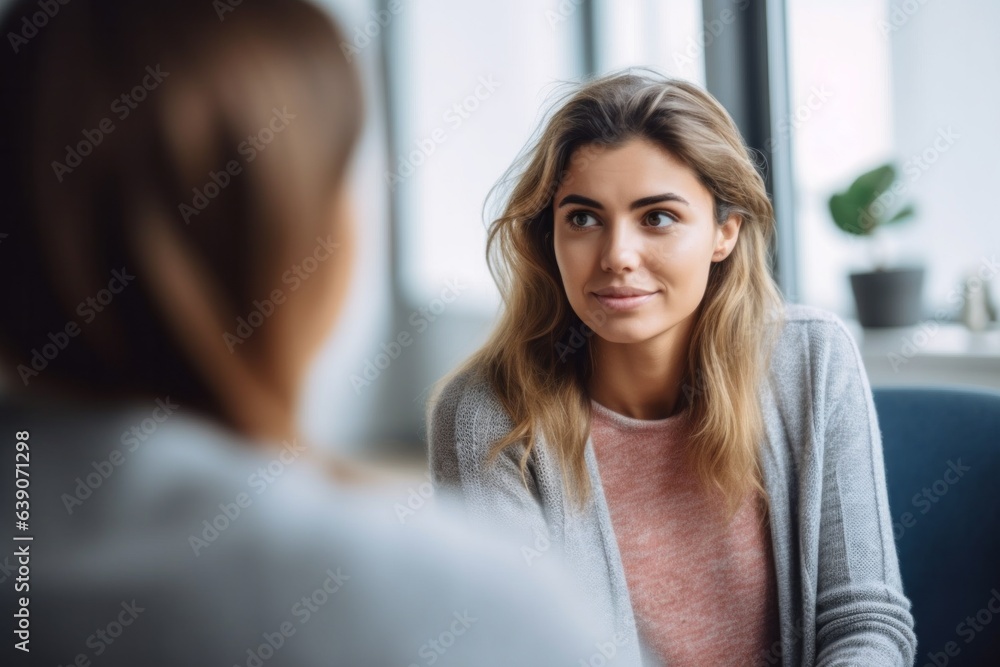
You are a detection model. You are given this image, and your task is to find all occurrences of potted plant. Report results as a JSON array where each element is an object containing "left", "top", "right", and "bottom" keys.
[{"left": 828, "top": 162, "right": 923, "bottom": 327}]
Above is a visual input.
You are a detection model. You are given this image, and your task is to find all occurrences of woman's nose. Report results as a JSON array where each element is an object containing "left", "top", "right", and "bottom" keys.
[{"left": 600, "top": 220, "right": 642, "bottom": 273}]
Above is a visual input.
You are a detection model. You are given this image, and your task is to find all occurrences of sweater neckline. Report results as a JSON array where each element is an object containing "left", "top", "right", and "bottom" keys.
[{"left": 589, "top": 398, "right": 688, "bottom": 433}]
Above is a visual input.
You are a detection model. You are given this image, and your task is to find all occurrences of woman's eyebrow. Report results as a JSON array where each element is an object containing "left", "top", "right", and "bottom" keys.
[
  {"left": 557, "top": 194, "right": 603, "bottom": 209},
  {"left": 629, "top": 193, "right": 690, "bottom": 209},
  {"left": 556, "top": 193, "right": 691, "bottom": 209}
]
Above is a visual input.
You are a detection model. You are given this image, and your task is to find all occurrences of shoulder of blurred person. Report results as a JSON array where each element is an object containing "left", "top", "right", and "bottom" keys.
[{"left": 0, "top": 394, "right": 618, "bottom": 667}]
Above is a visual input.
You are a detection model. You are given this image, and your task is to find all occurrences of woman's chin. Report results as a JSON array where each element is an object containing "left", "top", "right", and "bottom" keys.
[{"left": 589, "top": 326, "right": 663, "bottom": 347}]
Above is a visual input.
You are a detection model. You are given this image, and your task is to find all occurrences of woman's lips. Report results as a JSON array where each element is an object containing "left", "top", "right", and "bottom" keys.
[{"left": 591, "top": 292, "right": 657, "bottom": 312}]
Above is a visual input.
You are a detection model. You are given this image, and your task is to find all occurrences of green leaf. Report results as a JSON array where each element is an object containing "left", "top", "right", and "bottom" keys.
[
  {"left": 884, "top": 203, "right": 916, "bottom": 225},
  {"left": 829, "top": 192, "right": 866, "bottom": 235},
  {"left": 848, "top": 164, "right": 897, "bottom": 206},
  {"left": 828, "top": 162, "right": 913, "bottom": 236}
]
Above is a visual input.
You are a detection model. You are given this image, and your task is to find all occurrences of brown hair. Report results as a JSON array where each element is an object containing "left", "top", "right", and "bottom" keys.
[
  {"left": 446, "top": 70, "right": 784, "bottom": 519},
  {"left": 0, "top": 0, "right": 362, "bottom": 441}
]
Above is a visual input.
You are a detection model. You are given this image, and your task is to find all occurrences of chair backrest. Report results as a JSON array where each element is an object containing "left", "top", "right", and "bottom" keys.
[{"left": 872, "top": 386, "right": 1000, "bottom": 666}]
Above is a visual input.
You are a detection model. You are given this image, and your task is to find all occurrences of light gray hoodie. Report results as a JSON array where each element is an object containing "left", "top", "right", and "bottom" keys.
[{"left": 1, "top": 395, "right": 608, "bottom": 666}]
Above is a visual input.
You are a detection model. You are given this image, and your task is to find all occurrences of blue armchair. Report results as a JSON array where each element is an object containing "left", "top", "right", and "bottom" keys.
[{"left": 873, "top": 386, "right": 1000, "bottom": 666}]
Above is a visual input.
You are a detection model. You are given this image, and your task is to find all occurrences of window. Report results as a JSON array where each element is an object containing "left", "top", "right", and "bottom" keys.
[{"left": 385, "top": 0, "right": 582, "bottom": 314}]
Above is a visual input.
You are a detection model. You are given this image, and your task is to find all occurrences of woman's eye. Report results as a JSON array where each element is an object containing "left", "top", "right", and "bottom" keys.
[
  {"left": 568, "top": 211, "right": 599, "bottom": 228},
  {"left": 645, "top": 211, "right": 676, "bottom": 228}
]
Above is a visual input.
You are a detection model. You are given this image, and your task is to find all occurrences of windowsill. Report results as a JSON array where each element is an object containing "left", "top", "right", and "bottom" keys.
[{"left": 842, "top": 319, "right": 1000, "bottom": 391}]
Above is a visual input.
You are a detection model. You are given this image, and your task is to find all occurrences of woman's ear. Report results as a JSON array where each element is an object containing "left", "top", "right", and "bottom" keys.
[{"left": 712, "top": 212, "right": 742, "bottom": 262}]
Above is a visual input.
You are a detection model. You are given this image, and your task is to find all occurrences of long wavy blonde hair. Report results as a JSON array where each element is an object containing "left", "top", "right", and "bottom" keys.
[{"left": 452, "top": 70, "right": 785, "bottom": 520}]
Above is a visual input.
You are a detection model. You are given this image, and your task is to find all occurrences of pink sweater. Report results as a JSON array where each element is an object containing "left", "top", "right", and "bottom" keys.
[{"left": 589, "top": 399, "right": 781, "bottom": 666}]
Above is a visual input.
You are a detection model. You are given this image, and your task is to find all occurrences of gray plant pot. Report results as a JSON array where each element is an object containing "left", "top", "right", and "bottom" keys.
[{"left": 849, "top": 267, "right": 925, "bottom": 328}]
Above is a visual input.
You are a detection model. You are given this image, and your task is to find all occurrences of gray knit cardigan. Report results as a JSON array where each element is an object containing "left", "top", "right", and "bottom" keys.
[{"left": 428, "top": 304, "right": 917, "bottom": 666}]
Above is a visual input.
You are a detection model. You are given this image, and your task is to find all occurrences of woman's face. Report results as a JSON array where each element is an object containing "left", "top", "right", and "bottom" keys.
[{"left": 552, "top": 137, "right": 741, "bottom": 346}]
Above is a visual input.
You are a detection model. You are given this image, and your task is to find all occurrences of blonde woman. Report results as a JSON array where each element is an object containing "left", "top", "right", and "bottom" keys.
[{"left": 429, "top": 71, "right": 916, "bottom": 667}]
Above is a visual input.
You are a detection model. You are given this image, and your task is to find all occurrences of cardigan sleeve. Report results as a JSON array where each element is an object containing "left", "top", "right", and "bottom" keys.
[
  {"left": 427, "top": 369, "right": 556, "bottom": 568},
  {"left": 813, "top": 318, "right": 918, "bottom": 666}
]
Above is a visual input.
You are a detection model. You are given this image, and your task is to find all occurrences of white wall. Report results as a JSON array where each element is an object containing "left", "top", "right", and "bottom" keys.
[{"left": 886, "top": 0, "right": 1000, "bottom": 311}]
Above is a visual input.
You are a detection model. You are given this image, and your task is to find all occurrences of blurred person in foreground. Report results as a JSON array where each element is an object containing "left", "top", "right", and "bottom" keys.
[{"left": 0, "top": 0, "right": 611, "bottom": 665}]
